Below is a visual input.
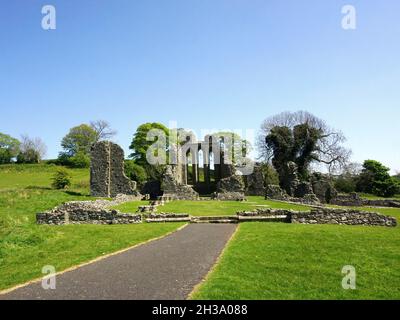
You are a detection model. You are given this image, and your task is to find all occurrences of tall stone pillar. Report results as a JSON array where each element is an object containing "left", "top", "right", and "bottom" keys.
[{"left": 192, "top": 152, "right": 198, "bottom": 184}]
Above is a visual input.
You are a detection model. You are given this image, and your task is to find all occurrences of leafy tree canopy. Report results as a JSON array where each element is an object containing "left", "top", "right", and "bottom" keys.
[
  {"left": 61, "top": 124, "right": 98, "bottom": 157},
  {"left": 265, "top": 123, "right": 324, "bottom": 180},
  {"left": 258, "top": 111, "right": 350, "bottom": 175},
  {"left": 0, "top": 133, "right": 20, "bottom": 164},
  {"left": 129, "top": 122, "right": 169, "bottom": 166},
  {"left": 356, "top": 160, "right": 399, "bottom": 197}
]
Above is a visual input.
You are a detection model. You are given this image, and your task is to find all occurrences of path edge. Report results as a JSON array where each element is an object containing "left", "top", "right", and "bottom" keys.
[
  {"left": 0, "top": 223, "right": 189, "bottom": 296},
  {"left": 187, "top": 224, "right": 240, "bottom": 300}
]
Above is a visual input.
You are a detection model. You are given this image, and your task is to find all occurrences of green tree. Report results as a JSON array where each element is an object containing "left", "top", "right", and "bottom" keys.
[
  {"left": 265, "top": 123, "right": 323, "bottom": 182},
  {"left": 0, "top": 133, "right": 20, "bottom": 164},
  {"left": 356, "top": 160, "right": 400, "bottom": 197},
  {"left": 258, "top": 111, "right": 350, "bottom": 175},
  {"left": 61, "top": 124, "right": 98, "bottom": 157},
  {"left": 129, "top": 122, "right": 169, "bottom": 166}
]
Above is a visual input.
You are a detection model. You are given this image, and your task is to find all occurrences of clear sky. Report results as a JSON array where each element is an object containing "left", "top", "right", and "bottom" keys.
[{"left": 1, "top": 0, "right": 399, "bottom": 173}]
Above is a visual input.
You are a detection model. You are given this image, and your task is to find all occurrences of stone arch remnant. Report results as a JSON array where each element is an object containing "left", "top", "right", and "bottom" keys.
[{"left": 90, "top": 141, "right": 139, "bottom": 198}]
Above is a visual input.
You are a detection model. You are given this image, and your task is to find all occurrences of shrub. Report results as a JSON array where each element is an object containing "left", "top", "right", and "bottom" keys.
[
  {"left": 52, "top": 168, "right": 72, "bottom": 189},
  {"left": 69, "top": 151, "right": 90, "bottom": 168},
  {"left": 124, "top": 160, "right": 147, "bottom": 187}
]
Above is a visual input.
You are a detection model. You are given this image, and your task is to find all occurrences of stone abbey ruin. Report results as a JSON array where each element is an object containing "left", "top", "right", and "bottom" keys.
[
  {"left": 36, "top": 134, "right": 398, "bottom": 226},
  {"left": 88, "top": 137, "right": 400, "bottom": 209},
  {"left": 90, "top": 135, "right": 262, "bottom": 201},
  {"left": 90, "top": 136, "right": 400, "bottom": 207}
]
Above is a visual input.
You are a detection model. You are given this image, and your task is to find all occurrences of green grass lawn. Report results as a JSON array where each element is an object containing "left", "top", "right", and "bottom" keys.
[
  {"left": 0, "top": 164, "right": 89, "bottom": 191},
  {"left": 0, "top": 164, "right": 184, "bottom": 291},
  {"left": 191, "top": 221, "right": 400, "bottom": 300},
  {"left": 115, "top": 196, "right": 312, "bottom": 216}
]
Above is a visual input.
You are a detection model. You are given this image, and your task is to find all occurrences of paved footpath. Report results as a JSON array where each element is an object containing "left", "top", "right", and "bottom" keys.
[{"left": 0, "top": 224, "right": 237, "bottom": 300}]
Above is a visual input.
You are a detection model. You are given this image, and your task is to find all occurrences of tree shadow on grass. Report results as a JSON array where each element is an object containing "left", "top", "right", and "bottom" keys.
[
  {"left": 25, "top": 186, "right": 52, "bottom": 191},
  {"left": 64, "top": 190, "right": 88, "bottom": 197}
]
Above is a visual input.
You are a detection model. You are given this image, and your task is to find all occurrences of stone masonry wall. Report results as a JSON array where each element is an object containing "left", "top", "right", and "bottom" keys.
[
  {"left": 237, "top": 207, "right": 397, "bottom": 227},
  {"left": 36, "top": 198, "right": 142, "bottom": 225},
  {"left": 161, "top": 165, "right": 199, "bottom": 200},
  {"left": 90, "top": 141, "right": 139, "bottom": 198},
  {"left": 290, "top": 208, "right": 397, "bottom": 227},
  {"left": 331, "top": 193, "right": 400, "bottom": 208}
]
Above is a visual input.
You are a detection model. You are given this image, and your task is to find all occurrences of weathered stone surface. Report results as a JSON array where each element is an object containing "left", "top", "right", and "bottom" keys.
[
  {"left": 265, "top": 184, "right": 320, "bottom": 204},
  {"left": 280, "top": 161, "right": 301, "bottom": 196},
  {"left": 265, "top": 184, "right": 289, "bottom": 200},
  {"left": 290, "top": 208, "right": 397, "bottom": 227},
  {"left": 311, "top": 173, "right": 338, "bottom": 203},
  {"left": 214, "top": 173, "right": 246, "bottom": 200},
  {"left": 237, "top": 208, "right": 293, "bottom": 219},
  {"left": 294, "top": 181, "right": 313, "bottom": 198},
  {"left": 331, "top": 193, "right": 363, "bottom": 206},
  {"left": 217, "top": 174, "right": 245, "bottom": 193},
  {"left": 161, "top": 165, "right": 199, "bottom": 200},
  {"left": 331, "top": 193, "right": 400, "bottom": 208},
  {"left": 237, "top": 207, "right": 397, "bottom": 227},
  {"left": 36, "top": 195, "right": 142, "bottom": 225},
  {"left": 365, "top": 199, "right": 400, "bottom": 208},
  {"left": 90, "top": 141, "right": 140, "bottom": 198},
  {"left": 245, "top": 163, "right": 265, "bottom": 196}
]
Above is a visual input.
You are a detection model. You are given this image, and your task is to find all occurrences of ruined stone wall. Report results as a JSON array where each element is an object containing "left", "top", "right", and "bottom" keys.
[
  {"left": 290, "top": 208, "right": 397, "bottom": 227},
  {"left": 161, "top": 165, "right": 199, "bottom": 200},
  {"left": 331, "top": 193, "right": 400, "bottom": 208},
  {"left": 36, "top": 201, "right": 142, "bottom": 225},
  {"left": 245, "top": 164, "right": 265, "bottom": 196},
  {"left": 90, "top": 141, "right": 138, "bottom": 198},
  {"left": 214, "top": 169, "right": 246, "bottom": 201}
]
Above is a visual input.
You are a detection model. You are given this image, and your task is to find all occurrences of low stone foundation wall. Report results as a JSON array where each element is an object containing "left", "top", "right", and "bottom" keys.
[
  {"left": 37, "top": 210, "right": 142, "bottom": 225},
  {"left": 146, "top": 213, "right": 191, "bottom": 223},
  {"left": 237, "top": 208, "right": 293, "bottom": 217},
  {"left": 331, "top": 193, "right": 400, "bottom": 208},
  {"left": 290, "top": 208, "right": 397, "bottom": 227},
  {"left": 364, "top": 199, "right": 400, "bottom": 208},
  {"left": 237, "top": 207, "right": 397, "bottom": 227},
  {"left": 36, "top": 200, "right": 142, "bottom": 225}
]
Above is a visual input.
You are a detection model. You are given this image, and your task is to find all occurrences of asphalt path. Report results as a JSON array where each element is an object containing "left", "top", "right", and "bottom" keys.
[{"left": 0, "top": 224, "right": 237, "bottom": 300}]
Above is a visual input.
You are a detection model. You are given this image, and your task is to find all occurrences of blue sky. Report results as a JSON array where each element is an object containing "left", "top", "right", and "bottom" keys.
[{"left": 0, "top": 0, "right": 399, "bottom": 173}]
